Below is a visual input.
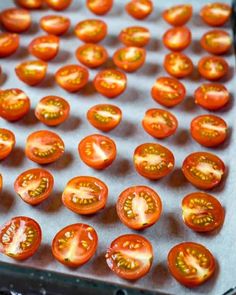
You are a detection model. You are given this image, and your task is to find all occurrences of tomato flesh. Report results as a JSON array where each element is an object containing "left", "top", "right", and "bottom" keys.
[
  {"left": 163, "top": 27, "right": 191, "bottom": 52},
  {"left": 17, "top": 0, "right": 43, "bottom": 9},
  {"left": 86, "top": 0, "right": 113, "bottom": 15},
  {"left": 0, "top": 8, "right": 31, "bottom": 33},
  {"left": 162, "top": 4, "right": 192, "bottom": 26},
  {"left": 198, "top": 56, "right": 228, "bottom": 81},
  {"left": 164, "top": 52, "right": 193, "bottom": 78},
  {"left": 200, "top": 3, "right": 231, "bottom": 27},
  {"left": 45, "top": 0, "right": 72, "bottom": 11},
  {"left": 200, "top": 30, "right": 232, "bottom": 55},
  {"left": 0, "top": 128, "right": 15, "bottom": 160},
  {"left": 76, "top": 43, "right": 108, "bottom": 68},
  {"left": 119, "top": 26, "right": 150, "bottom": 48},
  {"left": 126, "top": 0, "right": 153, "bottom": 20},
  {"left": 74, "top": 19, "right": 107, "bottom": 43},
  {"left": 0, "top": 33, "right": 19, "bottom": 57},
  {"left": 40, "top": 15, "right": 70, "bottom": 36}
]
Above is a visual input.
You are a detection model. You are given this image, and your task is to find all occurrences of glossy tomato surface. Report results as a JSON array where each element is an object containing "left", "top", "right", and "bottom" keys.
[
  {"left": 0, "top": 8, "right": 31, "bottom": 33},
  {"left": 76, "top": 43, "right": 108, "bottom": 68},
  {"left": 0, "top": 128, "right": 15, "bottom": 160},
  {"left": 163, "top": 27, "right": 191, "bottom": 52},
  {"left": 200, "top": 30, "right": 232, "bottom": 55},
  {"left": 119, "top": 26, "right": 150, "bottom": 48},
  {"left": 86, "top": 0, "right": 113, "bottom": 15},
  {"left": 40, "top": 15, "right": 70, "bottom": 36},
  {"left": 164, "top": 52, "right": 193, "bottom": 78},
  {"left": 162, "top": 4, "right": 192, "bottom": 26},
  {"left": 17, "top": 0, "right": 43, "bottom": 9},
  {"left": 74, "top": 19, "right": 107, "bottom": 43},
  {"left": 45, "top": 0, "right": 72, "bottom": 10},
  {"left": 126, "top": 0, "right": 153, "bottom": 20},
  {"left": 0, "top": 33, "right": 19, "bottom": 57},
  {"left": 198, "top": 56, "right": 228, "bottom": 81},
  {"left": 200, "top": 3, "right": 231, "bottom": 27}
]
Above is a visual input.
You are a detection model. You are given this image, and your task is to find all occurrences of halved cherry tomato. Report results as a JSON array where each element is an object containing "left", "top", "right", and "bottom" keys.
[
  {"left": 116, "top": 186, "right": 162, "bottom": 230},
  {"left": 191, "top": 114, "right": 227, "bottom": 147},
  {"left": 168, "top": 242, "right": 215, "bottom": 287},
  {"left": 0, "top": 88, "right": 30, "bottom": 121},
  {"left": 25, "top": 130, "right": 65, "bottom": 164},
  {"left": 14, "top": 168, "right": 54, "bottom": 205},
  {"left": 0, "top": 8, "right": 31, "bottom": 33},
  {"left": 163, "top": 27, "right": 191, "bottom": 52},
  {"left": 29, "top": 35, "right": 59, "bottom": 61},
  {"left": 0, "top": 216, "right": 42, "bottom": 260},
  {"left": 52, "top": 223, "right": 98, "bottom": 267},
  {"left": 74, "top": 19, "right": 107, "bottom": 43},
  {"left": 62, "top": 176, "right": 108, "bottom": 215},
  {"left": 17, "top": 0, "right": 43, "bottom": 9},
  {"left": 182, "top": 192, "right": 224, "bottom": 232},
  {"left": 75, "top": 43, "right": 108, "bottom": 68},
  {"left": 106, "top": 234, "right": 153, "bottom": 280},
  {"left": 113, "top": 47, "right": 146, "bottom": 73},
  {"left": 200, "top": 3, "right": 231, "bottom": 27},
  {"left": 0, "top": 33, "right": 19, "bottom": 58},
  {"left": 119, "top": 26, "right": 150, "bottom": 48},
  {"left": 15, "top": 60, "right": 48, "bottom": 86},
  {"left": 200, "top": 30, "right": 232, "bottom": 55},
  {"left": 198, "top": 56, "right": 228, "bottom": 81},
  {"left": 134, "top": 143, "right": 175, "bottom": 180},
  {"left": 164, "top": 53, "right": 193, "bottom": 78},
  {"left": 162, "top": 4, "right": 192, "bottom": 26},
  {"left": 40, "top": 15, "right": 70, "bottom": 36},
  {"left": 0, "top": 128, "right": 15, "bottom": 160},
  {"left": 35, "top": 96, "right": 70, "bottom": 126},
  {"left": 45, "top": 0, "right": 72, "bottom": 11},
  {"left": 182, "top": 152, "right": 225, "bottom": 190},
  {"left": 93, "top": 69, "right": 127, "bottom": 98},
  {"left": 87, "top": 104, "right": 122, "bottom": 132},
  {"left": 0, "top": 175, "right": 2, "bottom": 193},
  {"left": 55, "top": 65, "right": 89, "bottom": 93},
  {"left": 142, "top": 109, "right": 178, "bottom": 139},
  {"left": 126, "top": 0, "right": 153, "bottom": 20},
  {"left": 86, "top": 0, "right": 113, "bottom": 15}
]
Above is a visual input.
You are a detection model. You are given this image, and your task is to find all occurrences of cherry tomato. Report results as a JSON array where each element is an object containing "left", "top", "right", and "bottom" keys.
[
  {"left": 200, "top": 3, "right": 231, "bottom": 27},
  {"left": 35, "top": 95, "right": 70, "bottom": 126},
  {"left": 163, "top": 27, "right": 191, "bottom": 52},
  {"left": 119, "top": 26, "right": 150, "bottom": 48},
  {"left": 191, "top": 114, "right": 227, "bottom": 147},
  {"left": 168, "top": 242, "right": 215, "bottom": 287},
  {"left": 25, "top": 130, "right": 65, "bottom": 164},
  {"left": 15, "top": 60, "right": 48, "bottom": 86},
  {"left": 45, "top": 0, "right": 72, "bottom": 11},
  {"left": 0, "top": 128, "right": 15, "bottom": 160},
  {"left": 164, "top": 52, "right": 193, "bottom": 78},
  {"left": 162, "top": 4, "right": 192, "bottom": 26},
  {"left": 86, "top": 0, "right": 113, "bottom": 15},
  {"left": 87, "top": 104, "right": 122, "bottom": 132},
  {"left": 0, "top": 33, "right": 19, "bottom": 58},
  {"left": 116, "top": 186, "right": 162, "bottom": 230},
  {"left": 52, "top": 223, "right": 98, "bottom": 267},
  {"left": 93, "top": 69, "right": 127, "bottom": 98},
  {"left": 75, "top": 43, "right": 108, "bottom": 69},
  {"left": 0, "top": 88, "right": 30, "bottom": 121},
  {"left": 0, "top": 8, "right": 31, "bottom": 33},
  {"left": 17, "top": 0, "right": 43, "bottom": 9},
  {"left": 0, "top": 174, "right": 2, "bottom": 193},
  {"left": 55, "top": 65, "right": 89, "bottom": 93},
  {"left": 134, "top": 143, "right": 175, "bottom": 180},
  {"left": 40, "top": 15, "right": 70, "bottom": 36},
  {"left": 198, "top": 56, "right": 228, "bottom": 81},
  {"left": 62, "top": 176, "right": 108, "bottom": 215},
  {"left": 200, "top": 30, "right": 232, "bottom": 55},
  {"left": 14, "top": 168, "right": 54, "bottom": 205},
  {"left": 126, "top": 0, "right": 153, "bottom": 20},
  {"left": 0, "top": 216, "right": 42, "bottom": 260},
  {"left": 74, "top": 19, "right": 107, "bottom": 43},
  {"left": 106, "top": 234, "right": 153, "bottom": 280},
  {"left": 182, "top": 152, "right": 225, "bottom": 190}
]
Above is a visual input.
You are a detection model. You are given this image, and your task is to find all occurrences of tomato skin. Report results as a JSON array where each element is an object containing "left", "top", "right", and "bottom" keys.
[
  {"left": 198, "top": 56, "right": 228, "bottom": 81},
  {"left": 74, "top": 19, "right": 107, "bottom": 43},
  {"left": 86, "top": 0, "right": 113, "bottom": 15},
  {"left": 40, "top": 15, "right": 70, "bottom": 36},
  {"left": 162, "top": 4, "right": 192, "bottom": 26},
  {"left": 200, "top": 3, "right": 231, "bottom": 27},
  {"left": 119, "top": 26, "right": 150, "bottom": 48},
  {"left": 45, "top": 0, "right": 72, "bottom": 11},
  {"left": 164, "top": 52, "right": 193, "bottom": 78},
  {"left": 0, "top": 174, "right": 2, "bottom": 193},
  {"left": 17, "top": 0, "right": 43, "bottom": 9},
  {"left": 0, "top": 128, "right": 15, "bottom": 160},
  {"left": 0, "top": 33, "right": 19, "bottom": 58},
  {"left": 163, "top": 27, "right": 191, "bottom": 52},
  {"left": 200, "top": 30, "right": 232, "bottom": 55},
  {"left": 0, "top": 8, "right": 31, "bottom": 33},
  {"left": 126, "top": 0, "right": 153, "bottom": 20}
]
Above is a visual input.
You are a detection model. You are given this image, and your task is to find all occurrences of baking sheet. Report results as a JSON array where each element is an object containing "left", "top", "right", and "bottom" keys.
[{"left": 0, "top": 0, "right": 235, "bottom": 294}]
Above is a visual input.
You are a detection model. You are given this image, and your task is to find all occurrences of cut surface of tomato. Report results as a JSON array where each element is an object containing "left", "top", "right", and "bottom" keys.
[
  {"left": 0, "top": 128, "right": 15, "bottom": 160},
  {"left": 0, "top": 8, "right": 31, "bottom": 33},
  {"left": 163, "top": 26, "right": 191, "bottom": 52},
  {"left": 17, "top": 0, "right": 43, "bottom": 9},
  {"left": 40, "top": 15, "right": 70, "bottom": 36},
  {"left": 45, "top": 0, "right": 72, "bottom": 10},
  {"left": 119, "top": 26, "right": 150, "bottom": 48},
  {"left": 76, "top": 43, "right": 108, "bottom": 68},
  {"left": 29, "top": 35, "right": 59, "bottom": 61},
  {"left": 74, "top": 19, "right": 107, "bottom": 43},
  {"left": 162, "top": 4, "right": 192, "bottom": 26},
  {"left": 200, "top": 3, "right": 231, "bottom": 27},
  {"left": 86, "top": 0, "right": 113, "bottom": 15},
  {"left": 200, "top": 30, "right": 232, "bottom": 55},
  {"left": 125, "top": 0, "right": 153, "bottom": 20},
  {"left": 0, "top": 33, "right": 19, "bottom": 57},
  {"left": 164, "top": 52, "right": 193, "bottom": 78},
  {"left": 198, "top": 56, "right": 228, "bottom": 81}
]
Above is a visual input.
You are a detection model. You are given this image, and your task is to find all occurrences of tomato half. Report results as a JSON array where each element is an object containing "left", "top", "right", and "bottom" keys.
[
  {"left": 93, "top": 69, "right": 127, "bottom": 98},
  {"left": 163, "top": 27, "right": 191, "bottom": 52},
  {"left": 0, "top": 88, "right": 30, "bottom": 121},
  {"left": 74, "top": 19, "right": 107, "bottom": 43},
  {"left": 116, "top": 186, "right": 162, "bottom": 230},
  {"left": 0, "top": 128, "right": 15, "bottom": 160},
  {"left": 14, "top": 168, "right": 54, "bottom": 205},
  {"left": 52, "top": 223, "right": 98, "bottom": 267},
  {"left": 17, "top": 0, "right": 43, "bottom": 9},
  {"left": 75, "top": 43, "right": 108, "bottom": 69},
  {"left": 134, "top": 143, "right": 175, "bottom": 180},
  {"left": 15, "top": 60, "right": 48, "bottom": 86},
  {"left": 86, "top": 0, "right": 113, "bottom": 15},
  {"left": 62, "top": 176, "right": 108, "bottom": 215},
  {"left": 0, "top": 8, "right": 31, "bottom": 33},
  {"left": 198, "top": 56, "right": 228, "bottom": 81},
  {"left": 78, "top": 134, "right": 116, "bottom": 170},
  {"left": 125, "top": 0, "right": 153, "bottom": 20},
  {"left": 0, "top": 33, "right": 19, "bottom": 58},
  {"left": 119, "top": 26, "right": 150, "bottom": 48},
  {"left": 35, "top": 95, "right": 70, "bottom": 126},
  {"left": 200, "top": 30, "right": 232, "bottom": 55},
  {"left": 0, "top": 216, "right": 42, "bottom": 260},
  {"left": 164, "top": 53, "right": 193, "bottom": 78},
  {"left": 25, "top": 130, "right": 65, "bottom": 164},
  {"left": 200, "top": 3, "right": 231, "bottom": 27},
  {"left": 106, "top": 234, "right": 153, "bottom": 280},
  {"left": 87, "top": 104, "right": 122, "bottom": 132},
  {"left": 182, "top": 152, "right": 225, "bottom": 190},
  {"left": 191, "top": 114, "right": 227, "bottom": 147},
  {"left": 40, "top": 15, "right": 70, "bottom": 36},
  {"left": 45, "top": 0, "right": 72, "bottom": 11},
  {"left": 55, "top": 65, "right": 89, "bottom": 92},
  {"left": 168, "top": 242, "right": 215, "bottom": 287},
  {"left": 162, "top": 4, "right": 192, "bottom": 26}
]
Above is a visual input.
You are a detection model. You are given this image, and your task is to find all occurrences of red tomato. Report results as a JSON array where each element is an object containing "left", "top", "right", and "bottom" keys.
[
  {"left": 93, "top": 69, "right": 127, "bottom": 98},
  {"left": 0, "top": 128, "right": 15, "bottom": 160},
  {"left": 200, "top": 3, "right": 231, "bottom": 27},
  {"left": 163, "top": 27, "right": 191, "bottom": 52},
  {"left": 198, "top": 56, "right": 228, "bottom": 81},
  {"left": 40, "top": 15, "right": 70, "bottom": 36},
  {"left": 87, "top": 104, "right": 122, "bottom": 132},
  {"left": 17, "top": 0, "right": 43, "bottom": 9},
  {"left": 119, "top": 26, "right": 150, "bottom": 48},
  {"left": 86, "top": 0, "right": 113, "bottom": 15},
  {"left": 74, "top": 19, "right": 107, "bottom": 43},
  {"left": 106, "top": 234, "right": 153, "bottom": 280},
  {"left": 55, "top": 65, "right": 89, "bottom": 93},
  {"left": 35, "top": 95, "right": 70, "bottom": 126},
  {"left": 0, "top": 216, "right": 42, "bottom": 260},
  {"left": 162, "top": 4, "right": 192, "bottom": 26},
  {"left": 75, "top": 44, "right": 108, "bottom": 69},
  {"left": 134, "top": 143, "right": 175, "bottom": 180},
  {"left": 14, "top": 168, "right": 54, "bottom": 205},
  {"left": 45, "top": 0, "right": 72, "bottom": 11},
  {"left": 200, "top": 30, "right": 232, "bottom": 55},
  {"left": 25, "top": 130, "right": 65, "bottom": 164},
  {"left": 0, "top": 8, "right": 31, "bottom": 33},
  {"left": 182, "top": 152, "right": 225, "bottom": 190},
  {"left": 191, "top": 114, "right": 227, "bottom": 147},
  {"left": 126, "top": 0, "right": 153, "bottom": 20},
  {"left": 116, "top": 186, "right": 162, "bottom": 230},
  {"left": 0, "top": 33, "right": 19, "bottom": 57},
  {"left": 0, "top": 88, "right": 30, "bottom": 121},
  {"left": 62, "top": 176, "right": 108, "bottom": 215},
  {"left": 52, "top": 223, "right": 98, "bottom": 267},
  {"left": 164, "top": 52, "right": 193, "bottom": 78},
  {"left": 15, "top": 60, "right": 48, "bottom": 86},
  {"left": 168, "top": 242, "right": 215, "bottom": 287}
]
